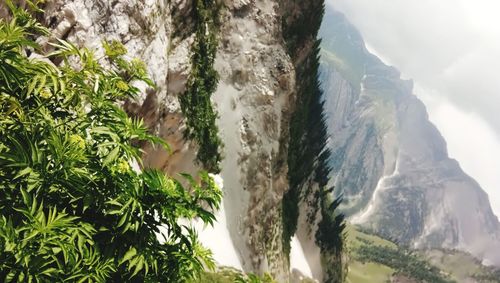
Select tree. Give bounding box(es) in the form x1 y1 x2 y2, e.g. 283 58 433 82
0 2 221 282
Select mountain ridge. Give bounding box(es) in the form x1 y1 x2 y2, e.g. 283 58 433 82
320 6 500 267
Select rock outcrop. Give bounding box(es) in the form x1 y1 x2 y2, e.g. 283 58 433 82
212 0 295 278
24 0 336 281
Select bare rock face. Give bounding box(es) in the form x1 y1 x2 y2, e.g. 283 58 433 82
213 1 295 278
224 0 254 11
320 7 500 266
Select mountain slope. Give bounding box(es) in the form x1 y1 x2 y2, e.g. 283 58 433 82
319 6 500 266
346 226 500 283
346 226 451 283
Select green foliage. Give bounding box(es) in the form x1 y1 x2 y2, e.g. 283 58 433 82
282 23 344 259
282 0 325 57
179 0 223 173
0 6 221 282
319 8 380 92
316 191 346 253
282 26 331 261
418 248 500 283
233 272 275 283
316 188 347 283
281 2 346 281
188 268 276 283
356 245 454 283
472 268 500 283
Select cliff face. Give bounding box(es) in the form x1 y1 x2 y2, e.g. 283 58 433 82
31 0 333 281
320 7 500 266
211 0 295 278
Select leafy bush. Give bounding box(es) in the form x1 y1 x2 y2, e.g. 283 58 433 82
0 3 221 282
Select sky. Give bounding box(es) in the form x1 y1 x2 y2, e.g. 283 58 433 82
327 0 500 218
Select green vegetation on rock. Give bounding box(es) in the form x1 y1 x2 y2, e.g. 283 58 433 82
282 27 329 256
320 48 362 92
356 245 453 283
422 249 500 283
319 9 369 91
188 268 276 283
0 3 221 281
281 0 325 58
179 0 223 173
281 2 346 282
347 226 455 283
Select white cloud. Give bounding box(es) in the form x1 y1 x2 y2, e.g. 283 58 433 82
417 85 500 218
328 0 500 217
329 0 500 132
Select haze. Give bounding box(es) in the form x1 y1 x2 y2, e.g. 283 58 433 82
328 0 500 218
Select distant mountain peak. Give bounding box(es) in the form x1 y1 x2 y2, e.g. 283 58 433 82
320 5 500 266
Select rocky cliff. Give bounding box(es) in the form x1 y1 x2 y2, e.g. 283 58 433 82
22 0 342 281
320 6 500 266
